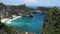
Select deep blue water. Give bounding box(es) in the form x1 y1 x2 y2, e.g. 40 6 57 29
6 13 45 33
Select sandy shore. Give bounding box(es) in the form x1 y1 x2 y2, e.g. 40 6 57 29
1 18 10 23
1 16 22 23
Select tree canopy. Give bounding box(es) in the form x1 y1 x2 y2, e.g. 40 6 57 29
45 7 60 34
0 3 6 8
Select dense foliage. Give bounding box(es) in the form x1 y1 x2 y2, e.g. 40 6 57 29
0 3 6 8
9 4 34 11
0 17 16 34
36 7 50 11
0 3 60 34
45 7 60 34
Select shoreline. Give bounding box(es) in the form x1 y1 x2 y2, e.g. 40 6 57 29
1 16 22 23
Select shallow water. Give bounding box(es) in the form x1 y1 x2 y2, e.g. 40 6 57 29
5 13 45 33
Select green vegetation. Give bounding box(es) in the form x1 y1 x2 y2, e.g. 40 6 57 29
9 4 34 11
0 17 16 34
45 7 60 34
36 7 50 11
0 3 6 8
0 2 60 34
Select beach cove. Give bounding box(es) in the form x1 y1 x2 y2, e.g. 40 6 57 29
1 13 45 34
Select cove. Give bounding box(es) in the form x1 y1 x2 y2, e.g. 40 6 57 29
5 13 45 34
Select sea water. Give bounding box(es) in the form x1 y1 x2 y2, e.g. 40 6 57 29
6 13 45 34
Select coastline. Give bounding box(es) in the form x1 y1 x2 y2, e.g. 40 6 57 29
1 16 22 23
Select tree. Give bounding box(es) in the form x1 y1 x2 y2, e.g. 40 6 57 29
0 2 6 8
45 7 60 34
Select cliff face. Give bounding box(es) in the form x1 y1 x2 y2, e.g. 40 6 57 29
0 4 35 19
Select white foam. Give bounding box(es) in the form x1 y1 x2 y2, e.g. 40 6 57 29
6 16 22 24
13 16 22 20
6 19 12 24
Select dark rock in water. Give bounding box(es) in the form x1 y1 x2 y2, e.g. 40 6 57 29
22 14 33 17
29 16 33 17
22 15 33 17
29 15 33 17
22 16 26 17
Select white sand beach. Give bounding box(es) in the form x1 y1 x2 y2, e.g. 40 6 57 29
7 16 22 24
1 16 22 23
1 18 10 23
